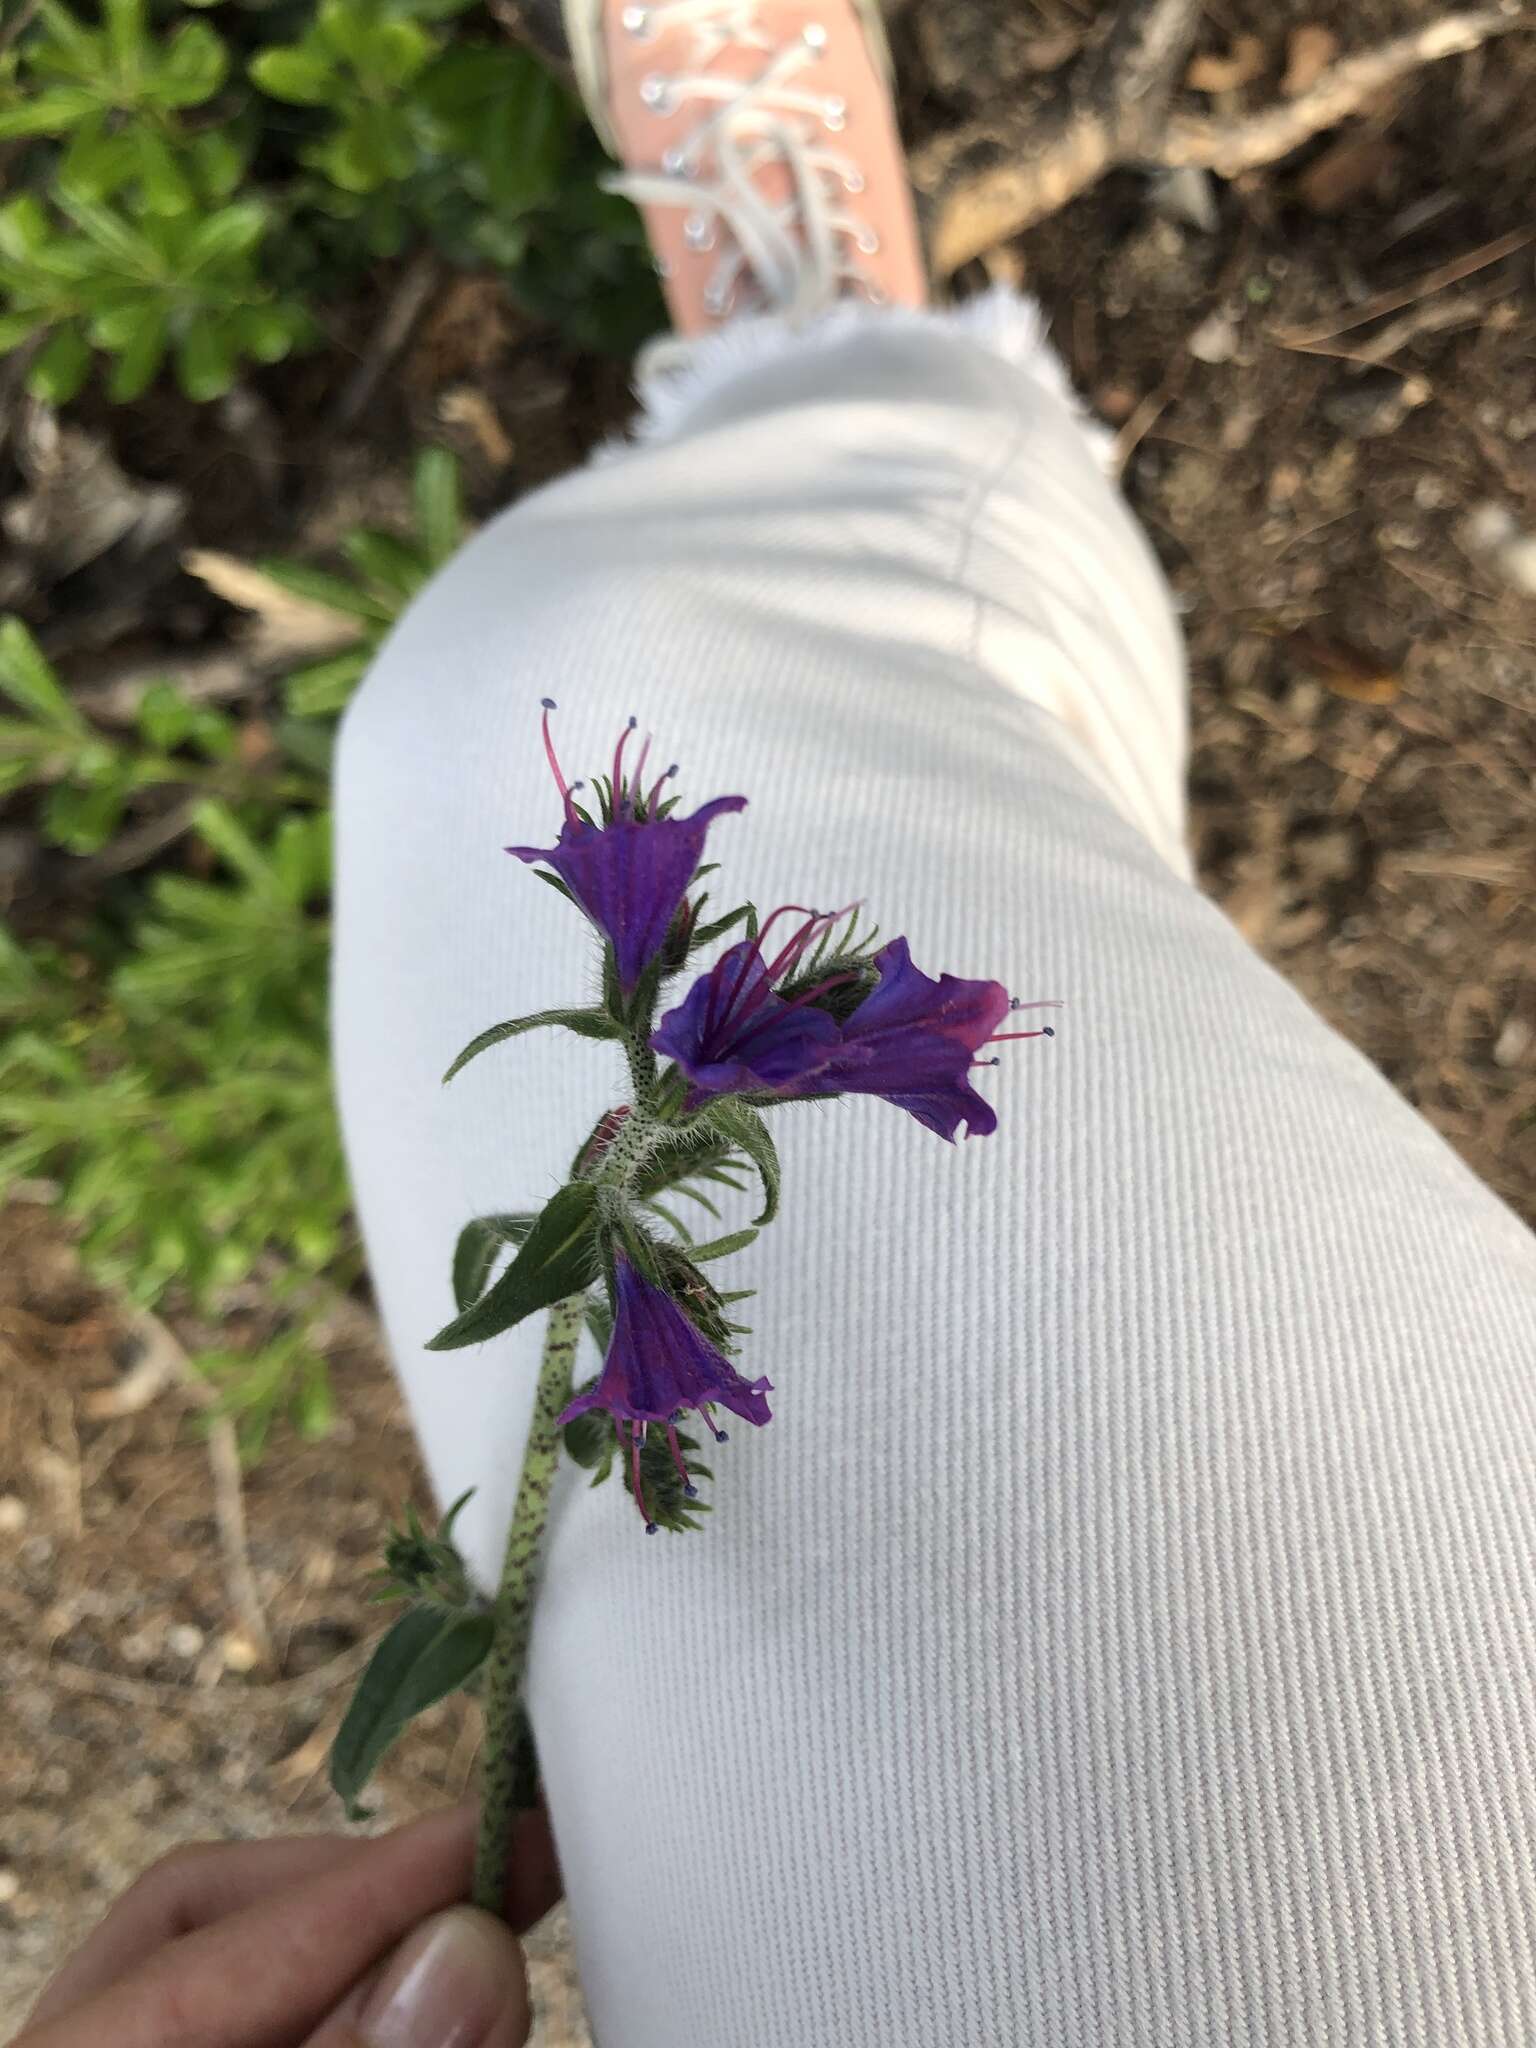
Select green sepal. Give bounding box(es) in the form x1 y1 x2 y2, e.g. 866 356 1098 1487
687 1226 758 1263
368 1487 476 1609
585 1292 612 1355
329 1605 495 1820
443 1006 624 1084
689 902 754 951
451 1212 535 1311
561 1405 612 1472
426 1182 601 1350
700 1098 779 1224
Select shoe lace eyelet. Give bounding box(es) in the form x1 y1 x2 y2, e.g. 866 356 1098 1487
640 74 677 113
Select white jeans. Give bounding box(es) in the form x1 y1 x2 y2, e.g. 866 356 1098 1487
334 293 1536 2047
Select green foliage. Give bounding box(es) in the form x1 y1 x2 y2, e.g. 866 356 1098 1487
0 0 662 403
426 1180 602 1350
272 447 464 718
329 1600 495 1818
371 1486 477 1609
562 1385 713 1533
0 463 462 1458
699 1097 781 1225
442 1004 625 1086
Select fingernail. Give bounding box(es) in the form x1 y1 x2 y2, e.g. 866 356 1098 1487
359 1906 524 2048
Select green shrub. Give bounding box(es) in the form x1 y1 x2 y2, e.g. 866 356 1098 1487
0 0 660 402
0 455 468 1456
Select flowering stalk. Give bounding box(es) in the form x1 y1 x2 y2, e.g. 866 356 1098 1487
472 1290 586 1915
327 704 1058 1908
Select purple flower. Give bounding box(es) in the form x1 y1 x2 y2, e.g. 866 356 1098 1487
508 703 745 995
558 1254 773 1533
814 938 1020 1141
656 925 1056 1141
651 906 847 1103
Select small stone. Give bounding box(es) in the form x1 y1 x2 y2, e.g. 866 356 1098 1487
0 1495 27 1535
0 1869 21 1906
222 1630 262 1674
1221 402 1261 452
166 1623 205 1659
1493 1017 1533 1070
1414 473 1454 511
1153 165 1220 233
1188 309 1239 364
1268 463 1304 507
1322 368 1430 439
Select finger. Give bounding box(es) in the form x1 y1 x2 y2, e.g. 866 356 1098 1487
302 1907 530 2048
26 1832 370 2030
21 1803 478 2048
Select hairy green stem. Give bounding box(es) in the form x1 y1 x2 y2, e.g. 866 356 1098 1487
472 1290 585 1915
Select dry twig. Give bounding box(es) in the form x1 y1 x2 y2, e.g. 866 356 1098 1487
909 0 1531 275
98 1311 276 1671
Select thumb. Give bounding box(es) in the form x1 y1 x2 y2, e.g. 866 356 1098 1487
305 1905 531 2048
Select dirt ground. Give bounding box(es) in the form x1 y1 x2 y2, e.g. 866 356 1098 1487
3 0 1534 2034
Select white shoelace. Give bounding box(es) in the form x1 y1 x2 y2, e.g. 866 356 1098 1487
610 0 882 324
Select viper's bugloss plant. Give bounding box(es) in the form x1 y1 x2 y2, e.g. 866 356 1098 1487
328 705 1058 1910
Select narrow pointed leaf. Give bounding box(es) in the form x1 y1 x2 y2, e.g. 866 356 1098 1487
688 1227 758 1263
328 1606 494 1820
443 1006 623 1083
427 1183 600 1350
451 1212 535 1312
702 1098 779 1224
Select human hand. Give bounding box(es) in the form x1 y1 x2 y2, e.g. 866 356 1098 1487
17 1800 563 2048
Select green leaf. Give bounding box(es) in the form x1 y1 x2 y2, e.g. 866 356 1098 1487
183 201 267 271
235 300 305 365
249 44 335 104
701 1099 780 1224
26 324 92 405
340 527 425 598
0 195 50 261
133 127 192 216
413 447 460 567
451 1211 535 1312
442 1007 623 1084
0 619 87 732
189 128 246 201
283 648 371 719
103 303 166 401
43 776 127 854
156 19 228 106
426 1182 600 1350
175 316 235 402
328 1605 494 1820
257 558 395 622
687 1226 758 1263
0 87 99 139
369 17 433 88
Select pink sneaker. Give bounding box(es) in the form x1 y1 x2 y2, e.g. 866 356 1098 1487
564 0 928 332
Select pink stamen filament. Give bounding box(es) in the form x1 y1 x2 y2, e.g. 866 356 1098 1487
731 971 859 1053
629 1422 652 1528
612 717 638 818
539 701 579 825
645 763 678 813
665 1424 692 1488
990 1028 1055 1042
